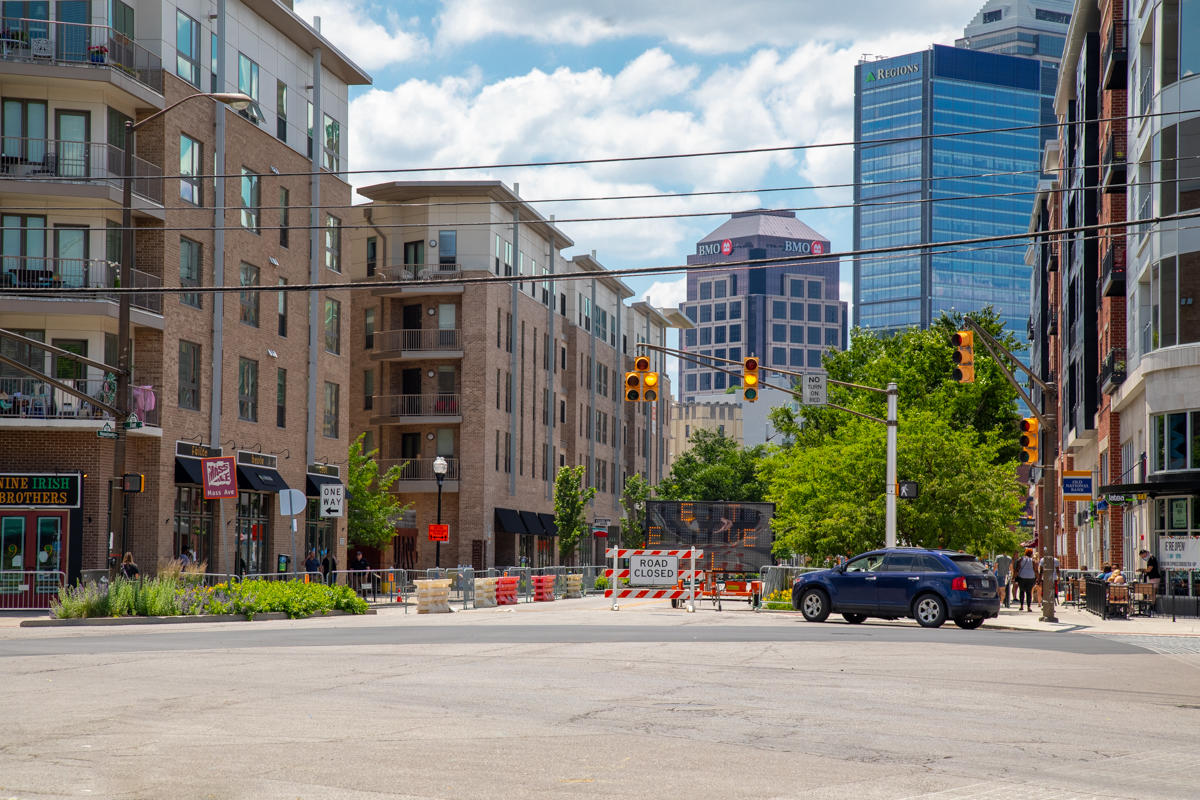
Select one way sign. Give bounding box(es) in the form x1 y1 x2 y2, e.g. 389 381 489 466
898 481 919 499
320 483 345 518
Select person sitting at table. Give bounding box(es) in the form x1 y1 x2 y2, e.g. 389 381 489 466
1107 568 1127 585
1097 564 1112 581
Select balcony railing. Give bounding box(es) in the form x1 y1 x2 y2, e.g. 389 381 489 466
1101 135 1126 192
1100 347 1127 394
372 393 461 418
375 263 464 282
375 457 461 483
1 255 162 314
1101 22 1127 90
0 376 160 426
0 17 162 93
1100 238 1126 298
373 328 462 353
0 136 162 203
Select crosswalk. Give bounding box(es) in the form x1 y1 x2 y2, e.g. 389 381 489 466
1092 633 1200 655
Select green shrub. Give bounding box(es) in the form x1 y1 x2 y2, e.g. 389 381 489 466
593 575 609 591
763 589 792 611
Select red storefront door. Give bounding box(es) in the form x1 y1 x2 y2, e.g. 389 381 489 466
0 511 68 608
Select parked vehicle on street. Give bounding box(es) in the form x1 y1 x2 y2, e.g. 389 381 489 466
791 548 1000 629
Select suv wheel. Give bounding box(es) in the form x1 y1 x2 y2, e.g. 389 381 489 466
799 588 830 622
842 613 867 624
953 616 985 630
913 593 947 628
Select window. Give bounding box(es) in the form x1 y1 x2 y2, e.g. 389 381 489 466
238 358 258 422
323 382 340 438
700 282 712 300
438 230 456 267
210 32 218 92
178 340 200 410
982 9 1002 23
364 307 376 349
277 278 287 337
180 237 201 308
1151 411 1200 472
275 80 287 141
176 11 201 87
306 101 313 158
324 298 341 354
276 368 286 428
699 306 712 323
1034 8 1070 24
239 263 259 326
324 214 341 271
728 324 741 342
363 368 374 411
279 187 289 247
322 114 340 171
179 134 202 204
729 301 741 319
237 53 260 116
240 168 260 232
366 236 377 276
1 100 46 162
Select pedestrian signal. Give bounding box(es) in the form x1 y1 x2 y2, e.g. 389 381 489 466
1019 417 1039 464
951 330 975 383
743 356 759 402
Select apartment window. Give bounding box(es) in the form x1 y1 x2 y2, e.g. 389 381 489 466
179 134 202 205
322 382 340 438
176 11 201 87
306 101 313 158
1 100 46 162
324 298 341 354
240 168 260 232
178 340 201 410
324 214 341 272
1151 411 1200 472
275 80 287 141
438 230 457 266
238 358 258 422
366 236 377 276
209 32 218 92
363 369 374 411
276 368 286 428
364 307 376 349
180 237 201 308
237 53 260 117
239 263 259 326
277 278 287 337
322 114 340 171
279 187 289 247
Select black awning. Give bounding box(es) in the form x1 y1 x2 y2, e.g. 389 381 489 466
237 464 289 493
175 457 204 485
495 507 527 534
1100 477 1200 498
538 513 558 537
519 510 544 535
306 472 342 496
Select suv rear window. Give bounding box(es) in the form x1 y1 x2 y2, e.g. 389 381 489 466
948 554 990 574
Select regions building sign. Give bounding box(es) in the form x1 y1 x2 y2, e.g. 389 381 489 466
864 63 920 85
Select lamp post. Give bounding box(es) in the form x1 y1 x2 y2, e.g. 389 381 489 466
109 92 252 559
433 456 448 568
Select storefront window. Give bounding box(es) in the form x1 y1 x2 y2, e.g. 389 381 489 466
304 497 334 566
174 486 214 566
235 491 271 574
1151 410 1200 472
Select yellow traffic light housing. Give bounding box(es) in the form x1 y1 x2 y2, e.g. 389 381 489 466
1019 417 1039 463
624 371 641 402
634 355 651 372
951 330 975 383
642 370 659 402
743 356 760 402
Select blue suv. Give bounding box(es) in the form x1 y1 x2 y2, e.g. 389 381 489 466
791 548 1000 629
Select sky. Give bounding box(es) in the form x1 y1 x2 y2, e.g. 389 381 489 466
295 0 988 319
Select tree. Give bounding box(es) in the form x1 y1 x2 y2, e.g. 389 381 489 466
619 472 650 548
656 428 767 502
346 434 410 550
554 464 596 563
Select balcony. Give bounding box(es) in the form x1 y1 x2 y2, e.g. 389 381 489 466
1101 135 1126 193
0 17 162 94
0 376 160 429
1101 22 1127 90
370 393 462 425
370 328 462 359
0 136 163 206
1099 347 1126 394
1100 239 1126 297
372 263 465 296
376 457 461 482
1 256 162 314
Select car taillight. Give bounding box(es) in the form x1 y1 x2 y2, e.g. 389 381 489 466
951 576 968 591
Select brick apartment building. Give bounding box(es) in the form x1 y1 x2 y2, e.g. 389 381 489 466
349 181 687 571
0 0 368 585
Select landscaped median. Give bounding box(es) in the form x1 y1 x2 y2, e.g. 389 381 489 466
39 576 370 625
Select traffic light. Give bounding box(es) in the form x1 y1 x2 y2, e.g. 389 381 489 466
1019 417 1039 464
625 355 657 402
951 330 975 383
642 369 659 402
634 355 651 372
624 371 642 402
742 356 759 402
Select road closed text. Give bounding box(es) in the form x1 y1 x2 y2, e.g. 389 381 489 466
628 555 678 586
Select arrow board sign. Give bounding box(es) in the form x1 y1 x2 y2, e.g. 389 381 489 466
320 483 345 518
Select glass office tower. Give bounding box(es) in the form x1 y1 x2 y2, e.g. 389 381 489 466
853 45 1045 336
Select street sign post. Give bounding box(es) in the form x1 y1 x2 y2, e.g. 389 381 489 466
97 422 118 440
592 517 610 537
1062 470 1093 501
278 488 307 577
803 373 828 406
319 483 344 518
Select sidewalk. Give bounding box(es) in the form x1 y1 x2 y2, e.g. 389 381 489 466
984 602 1200 635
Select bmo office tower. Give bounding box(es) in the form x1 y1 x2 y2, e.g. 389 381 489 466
678 211 847 402
853 45 1045 335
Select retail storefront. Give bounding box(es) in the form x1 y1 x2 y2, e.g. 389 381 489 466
1101 476 1200 599
235 451 288 575
304 463 344 563
0 471 81 606
173 442 220 565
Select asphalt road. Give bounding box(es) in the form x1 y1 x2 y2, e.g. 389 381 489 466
2 600 1198 800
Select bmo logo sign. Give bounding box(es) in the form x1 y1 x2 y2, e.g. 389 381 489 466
697 238 735 257
784 240 827 255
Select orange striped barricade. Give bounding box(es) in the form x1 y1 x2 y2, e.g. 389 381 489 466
496 575 520 605
605 548 705 612
565 573 583 599
474 576 498 608
532 574 556 602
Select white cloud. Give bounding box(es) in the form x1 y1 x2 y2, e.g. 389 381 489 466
295 0 428 70
641 276 687 309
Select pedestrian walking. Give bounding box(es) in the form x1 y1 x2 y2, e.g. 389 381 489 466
994 552 1013 608
119 552 141 580
321 551 337 583
304 549 321 577
1014 548 1037 611
350 551 372 595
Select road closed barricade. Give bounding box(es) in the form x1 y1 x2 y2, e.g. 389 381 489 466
496 575 520 605
605 548 704 611
474 576 498 608
532 574 556 602
414 578 451 614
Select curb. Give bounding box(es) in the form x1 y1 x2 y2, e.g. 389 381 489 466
20 608 376 627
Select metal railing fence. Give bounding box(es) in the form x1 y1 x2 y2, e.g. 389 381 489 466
0 16 162 91
372 393 461 417
0 376 161 425
0 134 163 202
373 328 462 352
0 569 65 609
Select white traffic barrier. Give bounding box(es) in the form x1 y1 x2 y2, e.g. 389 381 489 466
565 573 583 599
415 578 451 614
474 576 498 608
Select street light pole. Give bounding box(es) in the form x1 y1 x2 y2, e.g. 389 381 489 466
108 92 253 566
885 382 898 548
433 456 448 569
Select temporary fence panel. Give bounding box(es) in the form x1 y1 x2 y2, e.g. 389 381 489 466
755 566 824 612
414 578 451 613
0 569 64 609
